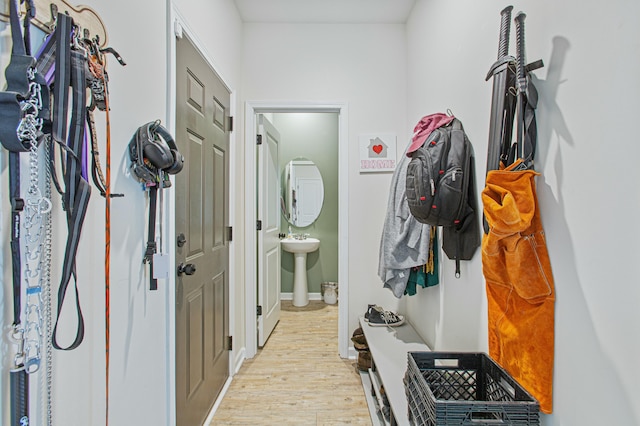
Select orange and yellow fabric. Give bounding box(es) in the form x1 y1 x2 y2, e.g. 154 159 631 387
482 159 555 414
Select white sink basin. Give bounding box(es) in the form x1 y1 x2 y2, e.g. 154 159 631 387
281 237 320 307
281 237 320 254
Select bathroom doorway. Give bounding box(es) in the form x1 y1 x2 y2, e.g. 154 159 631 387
244 102 349 359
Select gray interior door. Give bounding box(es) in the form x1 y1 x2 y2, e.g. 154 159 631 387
175 35 230 426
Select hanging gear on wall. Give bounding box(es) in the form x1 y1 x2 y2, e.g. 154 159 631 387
482 8 556 414
2 2 120 425
82 33 125 426
47 12 92 353
0 1 49 424
128 120 184 290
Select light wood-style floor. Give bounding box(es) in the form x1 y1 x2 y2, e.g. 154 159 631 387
210 300 372 425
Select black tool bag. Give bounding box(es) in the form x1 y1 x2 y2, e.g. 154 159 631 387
406 118 480 277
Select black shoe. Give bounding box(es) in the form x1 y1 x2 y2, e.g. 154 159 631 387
364 304 379 321
366 305 405 327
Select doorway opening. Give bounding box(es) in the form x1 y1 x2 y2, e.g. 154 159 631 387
244 102 349 359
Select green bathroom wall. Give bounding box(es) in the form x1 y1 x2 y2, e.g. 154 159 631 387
273 113 339 294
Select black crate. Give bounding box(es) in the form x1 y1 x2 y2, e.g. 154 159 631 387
404 352 540 425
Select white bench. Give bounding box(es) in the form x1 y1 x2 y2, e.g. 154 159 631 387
358 317 431 426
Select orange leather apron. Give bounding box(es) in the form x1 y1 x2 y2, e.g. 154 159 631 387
482 159 555 414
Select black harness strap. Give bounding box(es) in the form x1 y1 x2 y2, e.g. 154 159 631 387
52 13 71 150
2 2 35 425
51 15 91 351
144 185 159 290
2 0 34 327
9 154 23 326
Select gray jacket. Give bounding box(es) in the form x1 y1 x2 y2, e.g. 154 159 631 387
378 150 432 298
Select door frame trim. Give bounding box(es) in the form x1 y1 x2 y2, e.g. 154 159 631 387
168 6 238 425
244 101 349 359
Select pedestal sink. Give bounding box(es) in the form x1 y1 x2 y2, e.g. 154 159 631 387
281 237 320 307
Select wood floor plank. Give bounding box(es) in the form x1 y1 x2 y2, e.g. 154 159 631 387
209 301 372 425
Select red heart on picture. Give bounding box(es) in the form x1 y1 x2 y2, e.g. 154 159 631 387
372 144 383 154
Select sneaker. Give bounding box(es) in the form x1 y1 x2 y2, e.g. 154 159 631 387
364 304 380 321
366 305 405 327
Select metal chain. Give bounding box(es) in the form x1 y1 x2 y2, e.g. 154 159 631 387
43 134 54 426
17 66 50 376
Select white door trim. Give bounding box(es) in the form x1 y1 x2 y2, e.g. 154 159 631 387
167 5 238 425
244 101 349 359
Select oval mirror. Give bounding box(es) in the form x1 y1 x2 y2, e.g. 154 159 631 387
281 158 324 227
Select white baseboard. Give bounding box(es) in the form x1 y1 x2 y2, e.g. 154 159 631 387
280 292 322 300
202 347 245 425
203 376 232 426
348 346 358 359
233 347 246 374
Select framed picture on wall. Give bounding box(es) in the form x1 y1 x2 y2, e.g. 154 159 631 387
359 133 397 173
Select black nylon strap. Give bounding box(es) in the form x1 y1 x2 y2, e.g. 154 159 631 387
145 185 158 291
51 34 92 351
10 369 28 426
9 0 24 56
35 32 56 76
5 3 32 424
0 0 34 153
52 13 71 146
9 151 22 326
3 0 29 330
65 50 88 212
52 180 89 350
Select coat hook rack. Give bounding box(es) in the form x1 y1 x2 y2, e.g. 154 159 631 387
1 0 108 47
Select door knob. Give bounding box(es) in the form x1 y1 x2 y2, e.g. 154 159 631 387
177 263 196 276
177 233 187 247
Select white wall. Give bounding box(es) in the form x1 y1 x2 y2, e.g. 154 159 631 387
3 0 638 424
0 0 243 425
405 0 640 425
242 23 410 340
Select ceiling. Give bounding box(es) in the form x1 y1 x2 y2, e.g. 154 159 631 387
233 0 417 24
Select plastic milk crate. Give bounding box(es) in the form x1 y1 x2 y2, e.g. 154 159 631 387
404 352 540 425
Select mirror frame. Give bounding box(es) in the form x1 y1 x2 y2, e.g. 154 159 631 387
281 158 324 228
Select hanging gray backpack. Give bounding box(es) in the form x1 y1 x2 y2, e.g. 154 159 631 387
405 117 480 277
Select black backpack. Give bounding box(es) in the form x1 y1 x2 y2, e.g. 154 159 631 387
405 117 480 277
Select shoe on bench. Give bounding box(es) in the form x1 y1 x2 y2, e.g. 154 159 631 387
366 305 405 327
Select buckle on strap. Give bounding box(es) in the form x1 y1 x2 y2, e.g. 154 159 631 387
12 197 24 212
143 242 156 264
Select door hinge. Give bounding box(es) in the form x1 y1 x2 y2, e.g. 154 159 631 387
228 116 234 132
256 220 262 231
226 226 233 242
174 20 184 39
257 305 263 316
225 336 233 351
256 134 262 145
